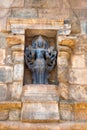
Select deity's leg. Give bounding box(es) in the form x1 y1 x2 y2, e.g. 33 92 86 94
36 69 39 84
39 70 45 84
44 72 49 84
32 71 37 84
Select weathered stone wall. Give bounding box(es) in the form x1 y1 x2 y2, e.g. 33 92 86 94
0 0 87 130
0 0 87 32
0 33 24 123
59 34 87 123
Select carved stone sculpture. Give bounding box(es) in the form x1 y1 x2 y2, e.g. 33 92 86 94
25 35 57 84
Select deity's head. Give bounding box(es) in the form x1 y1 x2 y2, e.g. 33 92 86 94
37 36 43 48
32 35 49 49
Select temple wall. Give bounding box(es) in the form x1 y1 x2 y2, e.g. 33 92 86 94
0 0 87 32
0 0 87 129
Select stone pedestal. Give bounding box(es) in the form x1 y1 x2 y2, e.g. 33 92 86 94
21 85 59 122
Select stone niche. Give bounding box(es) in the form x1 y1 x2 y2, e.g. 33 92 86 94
24 29 58 85
5 18 73 123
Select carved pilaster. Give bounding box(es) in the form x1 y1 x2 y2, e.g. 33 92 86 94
57 34 76 99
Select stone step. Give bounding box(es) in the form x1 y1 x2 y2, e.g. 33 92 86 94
0 121 87 130
21 102 59 122
22 84 59 102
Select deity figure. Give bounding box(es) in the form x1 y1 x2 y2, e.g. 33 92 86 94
25 35 57 84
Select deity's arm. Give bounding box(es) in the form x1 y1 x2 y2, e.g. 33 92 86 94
24 45 35 70
45 46 57 71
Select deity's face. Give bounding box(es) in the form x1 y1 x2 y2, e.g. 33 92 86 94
36 36 44 48
37 41 43 48
32 35 49 49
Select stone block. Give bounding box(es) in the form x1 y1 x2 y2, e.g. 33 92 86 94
58 46 72 55
74 9 87 20
9 82 22 101
21 102 59 122
58 51 70 60
69 69 87 85
0 34 7 48
38 8 70 19
74 43 86 55
71 17 81 34
59 39 75 49
0 102 21 109
0 49 6 64
25 0 62 8
5 54 13 65
9 110 21 121
7 35 24 47
70 85 87 101
60 100 74 121
13 64 24 81
0 66 13 83
71 55 85 68
0 18 7 31
74 102 87 121
0 0 24 8
9 18 64 31
11 29 25 35
58 54 69 67
59 83 69 100
77 35 87 44
11 8 37 18
0 110 9 121
69 0 87 9
13 52 24 63
0 9 11 31
0 121 87 130
5 48 14 65
22 85 59 102
75 109 87 121
11 44 24 51
74 102 87 109
0 9 11 19
85 52 87 67
0 84 8 101
58 66 69 83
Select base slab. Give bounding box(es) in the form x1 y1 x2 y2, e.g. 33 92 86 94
0 121 87 130
22 84 59 102
21 102 59 122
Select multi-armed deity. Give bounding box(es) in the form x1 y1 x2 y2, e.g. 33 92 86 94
25 35 57 84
